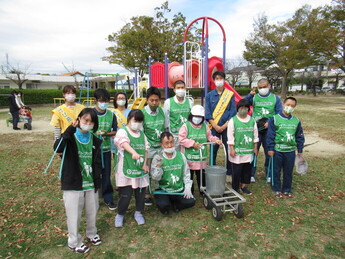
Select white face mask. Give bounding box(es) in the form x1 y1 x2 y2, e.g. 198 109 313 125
130 122 142 131
97 102 109 110
80 123 93 132
283 106 295 114
65 94 76 102
164 147 175 154
215 80 224 88
117 100 126 106
258 88 269 96
175 89 186 97
192 117 203 125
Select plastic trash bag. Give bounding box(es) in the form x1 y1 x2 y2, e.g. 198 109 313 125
295 156 308 175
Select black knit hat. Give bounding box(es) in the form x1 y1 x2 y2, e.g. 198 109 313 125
237 99 251 111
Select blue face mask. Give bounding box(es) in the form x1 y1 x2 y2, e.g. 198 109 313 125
97 102 109 110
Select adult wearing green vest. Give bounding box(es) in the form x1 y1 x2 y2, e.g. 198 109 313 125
227 99 259 195
114 109 150 227
151 132 195 215
267 97 305 198
163 80 192 148
93 89 117 211
244 78 282 182
141 86 165 206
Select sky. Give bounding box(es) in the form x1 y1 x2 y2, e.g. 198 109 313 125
0 0 332 75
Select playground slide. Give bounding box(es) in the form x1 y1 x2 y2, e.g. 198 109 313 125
150 56 244 105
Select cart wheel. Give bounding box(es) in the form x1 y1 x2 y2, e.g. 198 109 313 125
212 206 223 221
203 195 212 210
233 203 244 218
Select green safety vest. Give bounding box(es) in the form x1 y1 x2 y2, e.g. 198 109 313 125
233 116 255 155
253 93 276 121
142 106 165 149
273 114 299 152
123 127 146 178
97 109 113 152
159 151 185 192
169 97 191 134
74 134 94 190
184 121 208 162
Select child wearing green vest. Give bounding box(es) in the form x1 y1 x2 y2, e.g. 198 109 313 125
163 80 192 148
93 89 117 210
227 99 259 194
267 97 305 198
114 109 149 227
179 105 221 194
151 132 195 215
54 108 102 254
141 87 165 206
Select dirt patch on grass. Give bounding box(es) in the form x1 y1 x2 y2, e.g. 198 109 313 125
304 132 345 157
0 119 52 135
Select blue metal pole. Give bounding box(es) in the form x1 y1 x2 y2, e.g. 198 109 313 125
164 53 169 100
204 37 209 106
223 41 226 71
148 56 152 88
134 68 138 99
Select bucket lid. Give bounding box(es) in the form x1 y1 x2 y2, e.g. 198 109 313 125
205 166 227 175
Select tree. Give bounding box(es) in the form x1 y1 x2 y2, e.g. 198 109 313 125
243 62 260 88
1 54 30 90
321 0 345 73
262 66 282 89
243 13 318 99
226 58 244 87
103 1 200 77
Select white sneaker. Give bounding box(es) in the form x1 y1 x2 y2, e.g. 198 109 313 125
250 177 256 183
267 177 271 183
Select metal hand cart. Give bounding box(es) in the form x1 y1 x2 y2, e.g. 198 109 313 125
199 142 246 221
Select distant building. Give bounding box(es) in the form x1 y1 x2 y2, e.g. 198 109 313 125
0 71 137 90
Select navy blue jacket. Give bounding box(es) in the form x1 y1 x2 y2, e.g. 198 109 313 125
205 89 237 126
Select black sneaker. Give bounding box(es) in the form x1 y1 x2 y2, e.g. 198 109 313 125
105 201 117 210
68 244 90 254
13 127 21 130
241 187 252 195
88 234 102 246
144 197 153 206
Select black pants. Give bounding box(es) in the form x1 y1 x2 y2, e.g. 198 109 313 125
231 162 252 192
10 111 19 128
117 186 146 215
154 193 195 214
190 169 206 194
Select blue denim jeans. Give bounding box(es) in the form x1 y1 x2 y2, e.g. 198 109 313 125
271 151 296 193
101 151 114 204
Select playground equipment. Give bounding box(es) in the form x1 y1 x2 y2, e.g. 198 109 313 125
148 16 243 104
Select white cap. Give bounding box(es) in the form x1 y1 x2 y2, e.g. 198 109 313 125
191 105 205 117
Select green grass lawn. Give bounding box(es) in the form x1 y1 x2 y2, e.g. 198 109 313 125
0 95 344 258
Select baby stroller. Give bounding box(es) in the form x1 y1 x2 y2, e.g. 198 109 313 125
20 106 32 130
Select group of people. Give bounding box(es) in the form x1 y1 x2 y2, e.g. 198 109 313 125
8 90 32 130
51 72 305 254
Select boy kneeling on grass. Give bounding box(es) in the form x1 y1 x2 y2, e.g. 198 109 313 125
266 97 305 198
